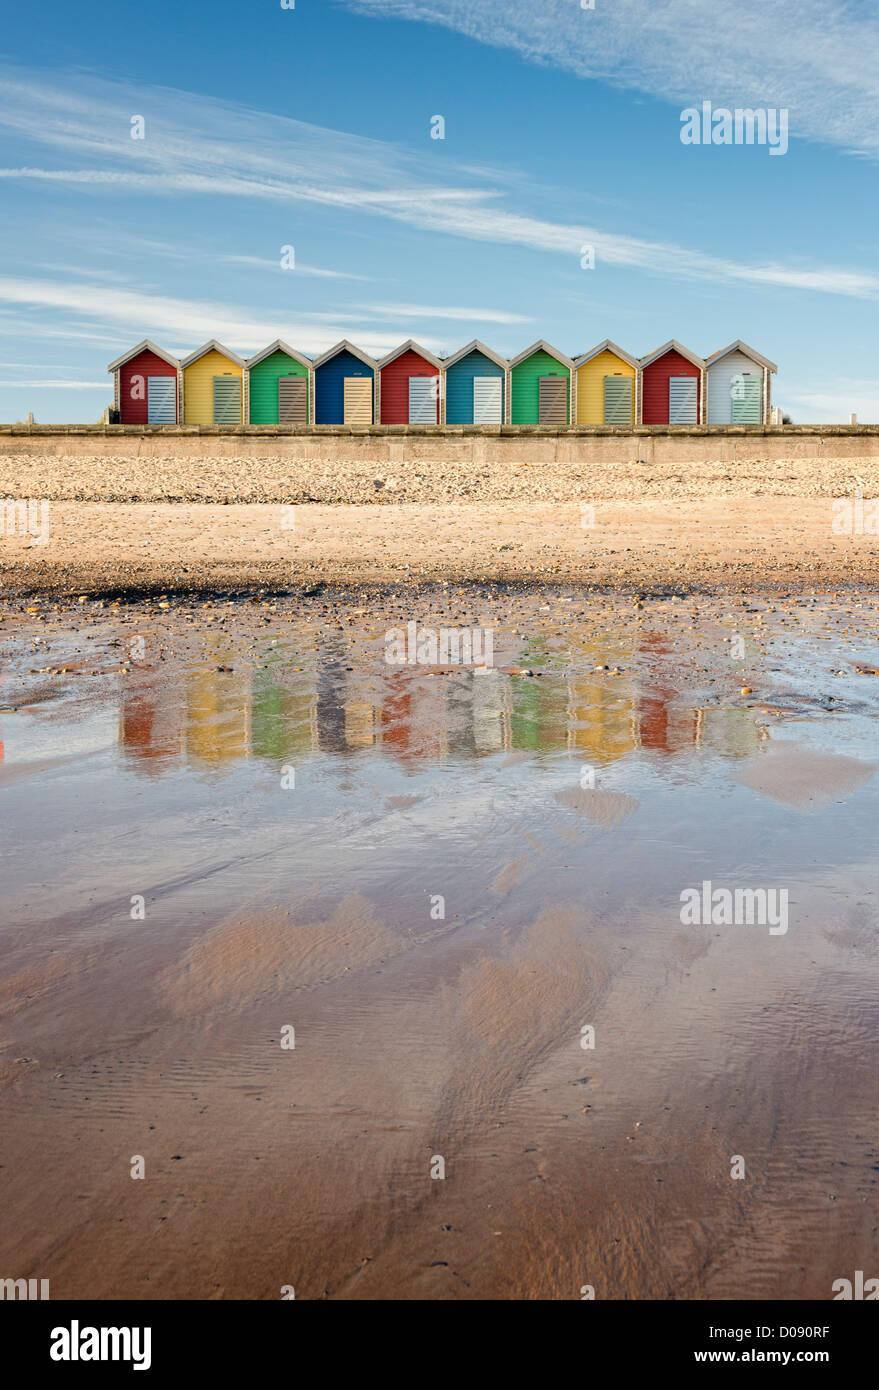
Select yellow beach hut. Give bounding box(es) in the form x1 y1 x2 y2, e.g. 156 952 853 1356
182 340 246 424
574 340 639 426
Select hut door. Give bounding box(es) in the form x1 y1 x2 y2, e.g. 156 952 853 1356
344 377 372 425
213 376 242 424
278 376 307 424
731 373 761 424
147 377 176 424
538 376 567 425
473 377 502 424
669 376 698 424
603 377 633 426
408 377 437 424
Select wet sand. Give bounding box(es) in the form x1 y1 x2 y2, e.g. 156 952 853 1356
1 587 878 1298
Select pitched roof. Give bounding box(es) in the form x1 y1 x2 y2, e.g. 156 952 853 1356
704 339 777 373
639 339 705 370
107 339 180 374
247 339 312 370
311 339 378 371
441 339 508 371
377 339 443 370
508 339 574 370
573 339 640 371
180 339 246 368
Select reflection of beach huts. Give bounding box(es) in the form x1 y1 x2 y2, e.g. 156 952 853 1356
443 340 507 425
634 633 678 753
574 340 639 426
509 341 573 425
251 667 318 759
567 644 638 764
339 669 382 749
471 671 512 754
108 340 180 424
182 341 246 425
378 671 449 766
120 668 185 770
640 341 705 425
313 341 377 425
705 341 776 425
185 665 251 765
247 340 311 424
379 341 442 424
511 672 570 752
691 706 764 758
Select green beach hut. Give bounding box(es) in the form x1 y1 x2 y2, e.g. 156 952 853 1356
248 339 313 424
509 340 574 425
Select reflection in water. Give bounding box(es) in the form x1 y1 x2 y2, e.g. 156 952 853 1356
252 666 317 761
185 666 250 766
118 633 764 776
637 632 676 753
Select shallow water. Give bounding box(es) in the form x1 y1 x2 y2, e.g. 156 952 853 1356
1 588 878 1299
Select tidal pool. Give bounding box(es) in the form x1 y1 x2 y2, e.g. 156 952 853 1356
1 586 878 1299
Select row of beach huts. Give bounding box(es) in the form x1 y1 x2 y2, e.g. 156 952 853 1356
108 336 777 427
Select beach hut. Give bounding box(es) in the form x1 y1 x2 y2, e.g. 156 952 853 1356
378 341 442 424
509 341 573 425
574 340 639 426
107 340 180 424
640 341 705 425
705 341 776 425
181 341 246 425
442 340 507 425
312 341 377 425
247 340 312 424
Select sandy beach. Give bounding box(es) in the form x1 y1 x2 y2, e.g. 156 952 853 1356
2 441 878 1301
1 495 878 596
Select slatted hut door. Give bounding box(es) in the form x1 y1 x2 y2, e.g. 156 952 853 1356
343 378 372 425
408 376 436 424
669 376 698 424
213 376 242 424
473 377 503 424
538 376 567 425
147 377 176 423
731 372 761 424
603 376 633 426
278 376 307 424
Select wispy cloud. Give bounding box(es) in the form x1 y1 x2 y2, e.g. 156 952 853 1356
0 378 107 388
784 379 879 423
84 235 373 279
354 302 530 323
0 276 428 357
1 64 878 307
343 0 879 158
217 254 371 279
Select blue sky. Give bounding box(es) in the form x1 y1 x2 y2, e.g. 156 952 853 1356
1 0 878 421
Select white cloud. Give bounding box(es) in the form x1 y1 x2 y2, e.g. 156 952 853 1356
0 67 876 305
0 276 428 358
344 0 879 158
354 302 530 323
216 254 371 279
784 379 879 424
0 379 106 388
